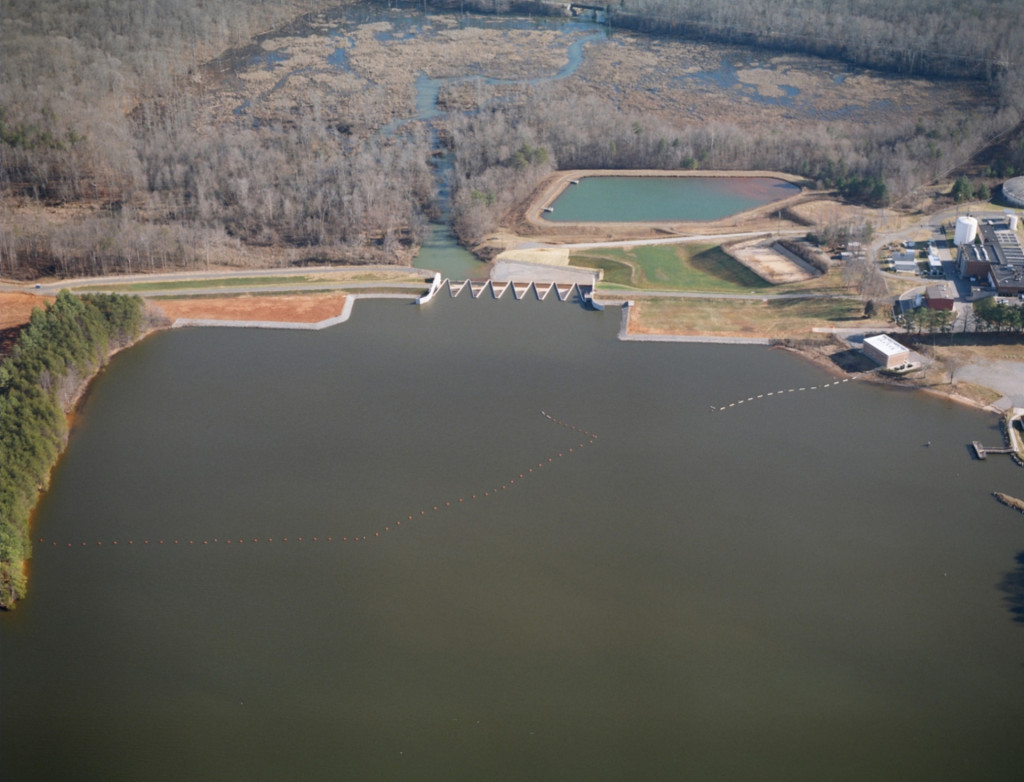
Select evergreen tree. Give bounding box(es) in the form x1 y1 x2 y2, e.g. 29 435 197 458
0 291 144 608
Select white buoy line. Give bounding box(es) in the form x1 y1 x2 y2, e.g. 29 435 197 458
711 377 859 412
37 411 598 551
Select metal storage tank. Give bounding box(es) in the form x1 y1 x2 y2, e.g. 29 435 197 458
1007 213 1019 231
954 215 978 245
1004 176 1024 208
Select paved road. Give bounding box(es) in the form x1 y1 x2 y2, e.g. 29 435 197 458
519 229 806 251
957 361 1024 409
0 265 431 296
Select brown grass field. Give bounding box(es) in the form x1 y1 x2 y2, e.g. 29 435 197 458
151 292 348 323
627 296 888 339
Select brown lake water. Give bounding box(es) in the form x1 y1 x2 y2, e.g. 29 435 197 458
2 297 1023 781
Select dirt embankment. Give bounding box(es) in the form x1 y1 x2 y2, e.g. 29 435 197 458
152 292 349 324
495 169 824 246
1 292 56 356
0 292 353 355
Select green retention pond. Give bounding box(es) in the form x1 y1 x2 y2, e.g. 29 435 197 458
544 176 800 222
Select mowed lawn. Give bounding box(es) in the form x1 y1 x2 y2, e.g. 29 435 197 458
629 296 869 339
570 243 770 292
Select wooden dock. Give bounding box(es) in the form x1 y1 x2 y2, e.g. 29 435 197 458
972 441 1014 460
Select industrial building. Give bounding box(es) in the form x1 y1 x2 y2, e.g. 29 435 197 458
862 334 910 370
954 214 1024 296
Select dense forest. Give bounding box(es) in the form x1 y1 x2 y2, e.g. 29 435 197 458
2 0 433 278
3 0 1024 277
0 291 145 608
445 75 1018 244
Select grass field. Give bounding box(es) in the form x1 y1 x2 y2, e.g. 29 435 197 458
80 276 320 292
629 296 871 338
571 244 772 292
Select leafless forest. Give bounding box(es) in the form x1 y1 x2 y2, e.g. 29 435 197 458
3 0 1023 278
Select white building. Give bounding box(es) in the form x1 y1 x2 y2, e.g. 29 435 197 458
891 251 918 273
863 334 910 369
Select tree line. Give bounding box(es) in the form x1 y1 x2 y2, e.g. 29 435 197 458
0 291 145 608
417 0 1023 84
973 297 1024 332
444 75 1019 245
4 1 1024 277
2 0 439 279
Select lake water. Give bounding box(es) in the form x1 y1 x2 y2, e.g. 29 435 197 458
3 297 1023 781
544 176 800 222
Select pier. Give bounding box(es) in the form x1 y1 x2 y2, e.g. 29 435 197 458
972 441 1014 460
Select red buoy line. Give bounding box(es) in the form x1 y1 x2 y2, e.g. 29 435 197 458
37 411 598 552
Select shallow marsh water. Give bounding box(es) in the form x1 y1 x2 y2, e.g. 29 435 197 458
2 297 1023 781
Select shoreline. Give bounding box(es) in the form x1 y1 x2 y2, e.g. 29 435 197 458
510 168 816 243
80 292 1024 417
4 286 1013 607
5 302 155 610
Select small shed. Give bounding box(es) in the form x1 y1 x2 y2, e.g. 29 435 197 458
863 334 910 369
925 282 955 310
